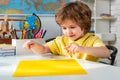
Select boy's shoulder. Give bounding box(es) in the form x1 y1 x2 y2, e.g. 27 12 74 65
55 35 68 42
85 33 99 38
83 33 101 41
56 35 67 39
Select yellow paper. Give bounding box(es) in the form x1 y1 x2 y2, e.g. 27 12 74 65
13 59 87 77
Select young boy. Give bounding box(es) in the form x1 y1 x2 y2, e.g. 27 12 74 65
23 1 110 61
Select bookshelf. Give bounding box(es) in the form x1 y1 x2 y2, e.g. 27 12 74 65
80 0 116 42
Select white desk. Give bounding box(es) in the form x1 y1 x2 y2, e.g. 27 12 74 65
0 53 120 80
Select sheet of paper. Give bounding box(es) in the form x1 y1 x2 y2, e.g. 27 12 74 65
13 59 87 77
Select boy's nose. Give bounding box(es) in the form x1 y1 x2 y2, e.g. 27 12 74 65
66 29 71 33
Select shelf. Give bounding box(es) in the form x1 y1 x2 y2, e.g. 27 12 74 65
92 17 116 20
0 18 26 21
81 0 115 35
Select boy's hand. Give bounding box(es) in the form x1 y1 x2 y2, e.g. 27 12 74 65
23 40 34 50
64 44 81 55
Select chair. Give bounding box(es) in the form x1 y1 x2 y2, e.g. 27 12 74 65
99 45 118 65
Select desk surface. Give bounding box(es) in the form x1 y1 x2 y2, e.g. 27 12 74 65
0 54 120 80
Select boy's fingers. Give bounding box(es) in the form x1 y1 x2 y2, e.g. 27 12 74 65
23 40 34 50
64 44 71 49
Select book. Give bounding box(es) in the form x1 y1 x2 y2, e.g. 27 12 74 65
0 44 16 56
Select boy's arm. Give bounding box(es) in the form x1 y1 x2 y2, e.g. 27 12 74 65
23 40 51 54
64 44 110 58
30 43 51 54
79 46 110 58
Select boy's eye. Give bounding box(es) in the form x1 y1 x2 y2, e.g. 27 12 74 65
62 27 66 29
70 26 75 29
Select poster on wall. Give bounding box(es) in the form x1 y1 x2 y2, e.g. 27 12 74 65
0 0 69 16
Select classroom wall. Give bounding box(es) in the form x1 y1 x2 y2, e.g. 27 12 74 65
111 0 120 66
39 16 62 40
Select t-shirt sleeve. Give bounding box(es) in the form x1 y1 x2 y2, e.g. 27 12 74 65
93 37 105 47
46 39 60 55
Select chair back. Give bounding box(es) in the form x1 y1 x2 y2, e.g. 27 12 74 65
106 45 118 65
99 45 118 65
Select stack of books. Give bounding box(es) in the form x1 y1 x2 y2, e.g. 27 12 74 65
0 44 16 56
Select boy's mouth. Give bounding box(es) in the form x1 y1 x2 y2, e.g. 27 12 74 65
68 35 75 37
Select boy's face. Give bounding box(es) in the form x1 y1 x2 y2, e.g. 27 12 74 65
60 20 84 41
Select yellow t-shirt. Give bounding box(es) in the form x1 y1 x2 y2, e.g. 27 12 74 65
47 33 105 61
